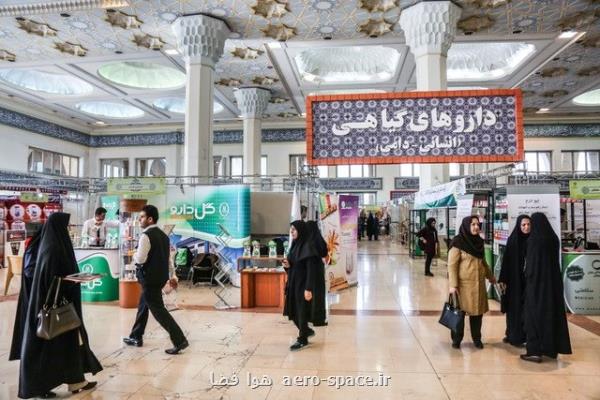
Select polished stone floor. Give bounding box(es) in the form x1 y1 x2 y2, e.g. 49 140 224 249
1 240 599 399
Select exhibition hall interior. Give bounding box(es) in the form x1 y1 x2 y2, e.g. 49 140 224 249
1 0 600 399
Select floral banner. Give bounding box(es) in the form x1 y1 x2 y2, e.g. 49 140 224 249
306 89 523 165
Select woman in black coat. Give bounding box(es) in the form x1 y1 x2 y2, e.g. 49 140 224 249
304 221 328 326
520 212 572 363
19 213 102 398
9 228 42 361
417 218 438 277
498 214 530 347
283 220 316 351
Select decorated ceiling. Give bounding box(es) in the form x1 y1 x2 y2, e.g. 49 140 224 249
0 0 599 128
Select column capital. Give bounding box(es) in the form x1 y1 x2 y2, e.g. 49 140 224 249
234 87 271 118
171 14 230 67
399 1 461 59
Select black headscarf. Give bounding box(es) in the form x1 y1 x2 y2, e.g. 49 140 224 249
304 221 328 259
450 216 484 259
523 212 572 357
498 215 530 344
425 217 436 231
287 220 307 263
18 213 102 398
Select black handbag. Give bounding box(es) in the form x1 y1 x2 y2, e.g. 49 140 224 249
438 293 465 331
36 277 81 340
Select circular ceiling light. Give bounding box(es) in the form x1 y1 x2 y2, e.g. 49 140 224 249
98 61 185 90
572 88 600 106
0 68 93 95
294 46 401 84
153 97 224 114
76 101 144 119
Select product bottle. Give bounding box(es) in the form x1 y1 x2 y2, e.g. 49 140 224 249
252 240 260 257
268 240 277 258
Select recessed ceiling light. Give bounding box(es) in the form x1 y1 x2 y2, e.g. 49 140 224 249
165 49 179 55
98 61 185 90
153 97 224 114
572 88 600 106
558 31 579 39
0 68 93 95
76 101 145 119
94 121 105 125
536 108 550 113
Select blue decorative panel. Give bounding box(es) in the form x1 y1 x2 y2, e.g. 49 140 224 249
320 178 383 191
394 177 420 189
524 124 600 137
90 132 183 147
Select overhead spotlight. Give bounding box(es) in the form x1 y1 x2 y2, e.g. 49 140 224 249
94 121 106 125
536 108 550 113
559 31 580 39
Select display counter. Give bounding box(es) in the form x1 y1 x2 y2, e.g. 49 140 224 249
562 251 600 315
74 248 119 302
240 269 286 310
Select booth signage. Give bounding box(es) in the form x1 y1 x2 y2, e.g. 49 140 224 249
162 185 250 248
20 193 49 203
569 180 600 199
455 194 474 234
414 178 466 209
339 195 359 286
306 89 524 165
562 253 600 315
506 186 561 238
107 177 166 196
77 252 119 302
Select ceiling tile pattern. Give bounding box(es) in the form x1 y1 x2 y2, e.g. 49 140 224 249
0 0 599 126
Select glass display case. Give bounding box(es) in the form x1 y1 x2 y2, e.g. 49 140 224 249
118 198 147 308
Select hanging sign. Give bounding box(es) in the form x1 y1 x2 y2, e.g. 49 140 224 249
569 180 600 199
107 177 166 197
506 185 560 237
455 194 474 234
306 89 524 165
414 178 466 209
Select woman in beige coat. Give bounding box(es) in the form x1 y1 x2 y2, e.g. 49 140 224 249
448 216 496 349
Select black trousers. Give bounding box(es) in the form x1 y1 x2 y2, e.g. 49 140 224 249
424 252 434 274
130 284 186 346
293 300 312 343
451 315 483 344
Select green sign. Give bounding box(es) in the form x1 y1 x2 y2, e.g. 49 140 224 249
107 177 166 196
569 180 600 199
20 193 48 202
162 185 250 248
562 252 600 315
100 195 120 221
77 252 119 302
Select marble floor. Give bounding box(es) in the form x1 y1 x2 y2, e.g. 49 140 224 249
1 240 599 399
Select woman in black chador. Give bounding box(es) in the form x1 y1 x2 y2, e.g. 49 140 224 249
9 228 42 361
498 215 530 347
283 220 316 351
521 212 572 363
417 218 438 277
18 213 102 398
304 221 328 326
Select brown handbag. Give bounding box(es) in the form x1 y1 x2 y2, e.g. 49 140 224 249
36 277 81 340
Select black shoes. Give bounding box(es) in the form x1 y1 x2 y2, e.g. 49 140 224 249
474 341 484 349
451 342 460 349
520 354 542 363
165 340 189 355
123 337 143 347
502 337 509 343
41 392 56 398
425 272 434 277
307 329 315 338
290 341 309 351
71 381 97 394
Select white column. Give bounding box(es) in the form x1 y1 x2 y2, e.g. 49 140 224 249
234 87 271 178
172 14 229 178
400 1 461 190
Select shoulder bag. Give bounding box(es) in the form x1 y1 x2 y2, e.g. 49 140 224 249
438 293 465 331
36 277 81 340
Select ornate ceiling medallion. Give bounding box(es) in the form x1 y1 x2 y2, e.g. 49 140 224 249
252 0 289 19
269 97 287 103
132 33 165 50
216 78 242 86
0 49 16 62
541 89 568 98
105 9 142 29
261 23 296 41
55 41 88 56
458 15 495 33
558 11 598 31
540 66 568 78
358 18 394 37
359 0 398 13
16 18 57 37
577 66 600 77
231 47 264 60
252 76 279 85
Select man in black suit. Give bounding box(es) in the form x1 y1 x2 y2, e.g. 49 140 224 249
123 205 188 355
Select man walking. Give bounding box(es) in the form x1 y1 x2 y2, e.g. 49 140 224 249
123 205 188 355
